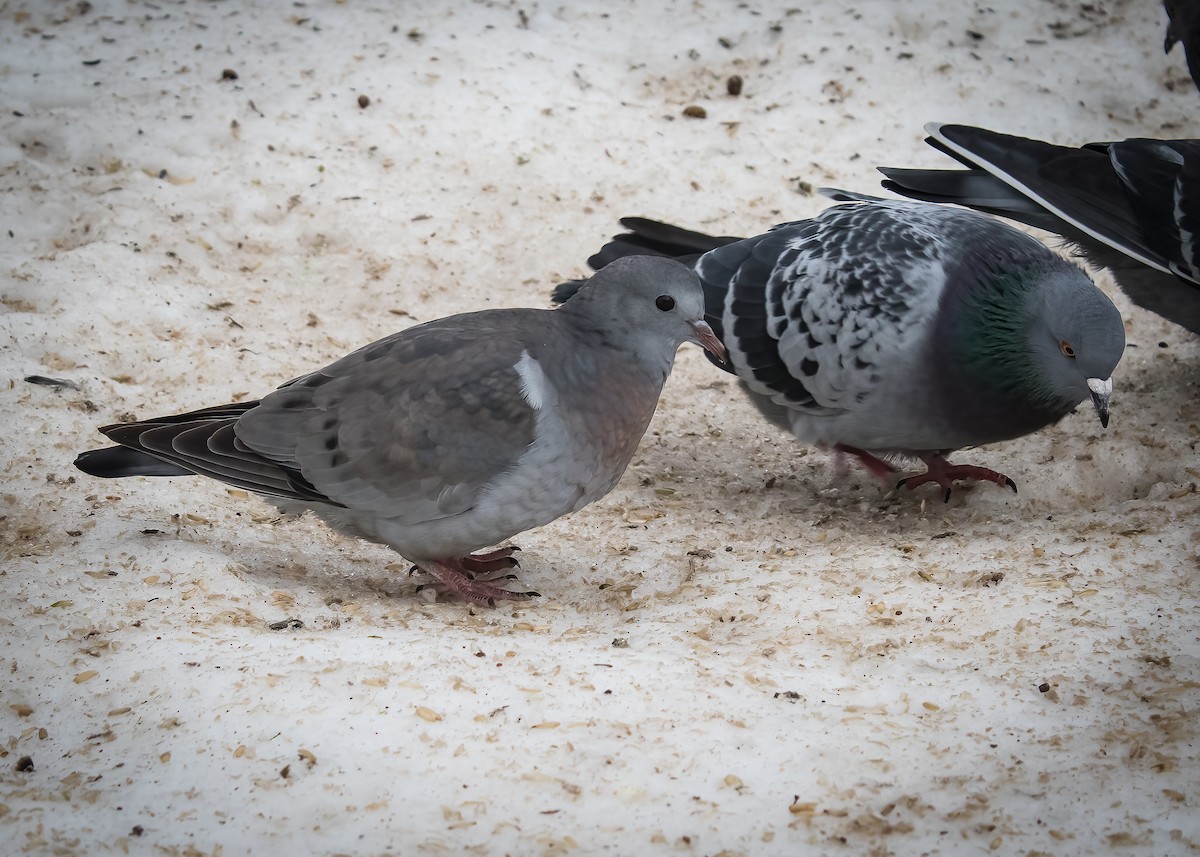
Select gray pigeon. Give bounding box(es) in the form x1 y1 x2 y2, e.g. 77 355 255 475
556 199 1125 501
878 123 1200 334
75 256 726 605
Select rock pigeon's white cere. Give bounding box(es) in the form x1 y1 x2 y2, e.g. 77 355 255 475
558 198 1126 501
879 122 1200 334
74 256 727 605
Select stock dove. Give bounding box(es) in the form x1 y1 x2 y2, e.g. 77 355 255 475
76 256 726 604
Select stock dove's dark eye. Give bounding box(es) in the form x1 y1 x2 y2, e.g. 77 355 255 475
655 295 675 311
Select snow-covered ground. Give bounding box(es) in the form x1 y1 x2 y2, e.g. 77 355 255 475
2 1 1198 854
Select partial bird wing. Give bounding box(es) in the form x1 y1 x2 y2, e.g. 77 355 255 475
585 217 740 271
883 123 1171 274
1108 138 1200 283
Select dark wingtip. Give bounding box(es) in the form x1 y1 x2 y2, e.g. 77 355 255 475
74 448 120 477
74 446 192 478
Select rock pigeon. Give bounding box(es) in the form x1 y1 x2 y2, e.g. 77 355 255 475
556 199 1125 501
1165 0 1200 92
878 122 1200 334
75 256 726 605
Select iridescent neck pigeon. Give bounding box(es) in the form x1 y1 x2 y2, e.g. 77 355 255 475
556 199 1125 501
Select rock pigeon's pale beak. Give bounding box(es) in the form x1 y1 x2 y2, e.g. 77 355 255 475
689 319 728 364
1087 377 1112 428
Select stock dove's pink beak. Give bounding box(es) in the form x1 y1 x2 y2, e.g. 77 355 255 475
689 319 727 364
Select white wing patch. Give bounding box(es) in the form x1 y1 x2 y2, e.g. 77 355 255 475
515 350 550 411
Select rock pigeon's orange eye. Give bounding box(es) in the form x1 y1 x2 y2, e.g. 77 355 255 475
655 295 676 312
1060 340 1076 358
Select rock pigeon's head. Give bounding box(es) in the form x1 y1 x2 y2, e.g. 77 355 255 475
1027 266 1125 427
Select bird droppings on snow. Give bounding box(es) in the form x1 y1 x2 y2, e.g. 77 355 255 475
2 1 1199 856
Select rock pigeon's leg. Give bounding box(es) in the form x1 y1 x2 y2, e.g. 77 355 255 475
834 444 898 481
896 454 1019 503
461 545 522 574
418 558 539 605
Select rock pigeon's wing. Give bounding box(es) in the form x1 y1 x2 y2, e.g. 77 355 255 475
701 203 948 415
584 217 740 271
1109 138 1200 284
687 222 810 394
234 312 539 526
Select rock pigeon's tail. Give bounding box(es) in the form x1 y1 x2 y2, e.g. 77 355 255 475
74 445 194 478
818 188 884 204
553 218 742 303
549 278 588 304
826 182 1064 238
586 217 741 270
878 124 1177 264
874 123 1122 239
875 166 1070 235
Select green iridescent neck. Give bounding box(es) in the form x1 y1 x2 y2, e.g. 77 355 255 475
944 261 1059 412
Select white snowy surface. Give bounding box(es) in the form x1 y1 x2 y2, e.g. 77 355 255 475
2 1 1199 855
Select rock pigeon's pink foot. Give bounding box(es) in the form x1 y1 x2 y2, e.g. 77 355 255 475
419 555 538 606
460 545 521 575
834 444 898 480
896 455 1018 503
